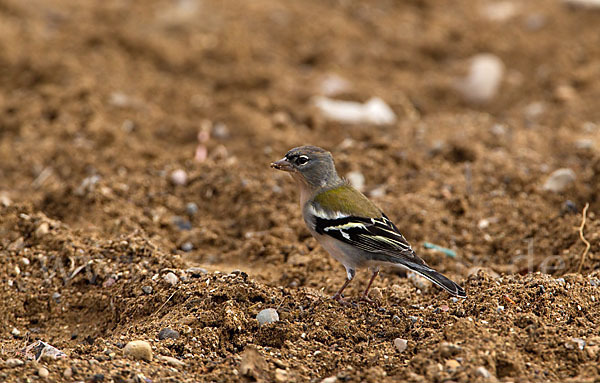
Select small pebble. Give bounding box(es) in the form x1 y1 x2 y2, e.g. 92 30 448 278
185 202 198 215
575 138 594 150
408 316 419 323
475 366 492 379
394 338 408 352
392 315 401 322
256 308 279 326
212 123 230 139
455 53 504 104
5 358 24 368
321 377 338 383
160 355 186 367
170 169 188 186
163 272 179 286
478 219 490 229
52 292 61 302
172 216 192 230
38 367 49 379
275 368 288 382
445 359 461 371
480 1 518 22
141 286 153 294
158 328 180 340
11 327 20 337
123 340 153 362
181 242 194 252
35 222 50 237
563 200 578 214
497 305 505 313
543 168 576 192
21 257 30 266
63 368 73 378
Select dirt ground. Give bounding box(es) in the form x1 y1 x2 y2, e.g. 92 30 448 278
1 0 600 381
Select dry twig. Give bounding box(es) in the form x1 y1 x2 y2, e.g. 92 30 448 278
154 291 177 317
577 203 591 274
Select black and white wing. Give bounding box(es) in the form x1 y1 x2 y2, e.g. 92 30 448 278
313 213 417 260
310 209 466 298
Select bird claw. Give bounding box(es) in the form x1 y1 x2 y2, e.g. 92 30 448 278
360 294 378 306
332 294 355 307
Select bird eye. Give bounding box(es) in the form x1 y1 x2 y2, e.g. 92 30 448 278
297 155 309 165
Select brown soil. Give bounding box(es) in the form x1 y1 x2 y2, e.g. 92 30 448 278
1 0 599 382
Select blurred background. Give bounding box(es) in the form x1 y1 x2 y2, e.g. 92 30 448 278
1 0 599 381
1 0 598 276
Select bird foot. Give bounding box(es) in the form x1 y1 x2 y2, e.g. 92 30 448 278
360 294 378 306
332 294 354 307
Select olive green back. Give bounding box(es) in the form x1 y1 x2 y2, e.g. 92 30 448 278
314 184 382 218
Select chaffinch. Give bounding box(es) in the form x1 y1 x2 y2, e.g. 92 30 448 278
271 145 466 305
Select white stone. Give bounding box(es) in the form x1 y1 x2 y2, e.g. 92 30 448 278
170 169 188 186
478 219 490 229
481 2 519 22
163 272 179 286
394 338 408 352
256 308 279 326
314 96 396 125
455 54 505 104
542 168 576 192
475 366 493 378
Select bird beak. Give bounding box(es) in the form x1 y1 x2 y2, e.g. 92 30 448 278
270 157 294 172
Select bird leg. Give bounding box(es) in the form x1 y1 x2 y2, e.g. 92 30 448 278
332 268 355 306
361 268 380 303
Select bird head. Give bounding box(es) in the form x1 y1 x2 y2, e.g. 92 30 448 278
271 145 341 189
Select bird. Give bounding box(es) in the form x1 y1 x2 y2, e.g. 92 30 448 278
271 145 466 305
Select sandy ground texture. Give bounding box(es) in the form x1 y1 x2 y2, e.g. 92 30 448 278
1 0 600 382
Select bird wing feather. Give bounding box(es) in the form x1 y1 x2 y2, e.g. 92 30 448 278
311 208 425 266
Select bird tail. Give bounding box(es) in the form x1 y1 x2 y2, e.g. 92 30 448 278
410 263 466 298
390 259 467 298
